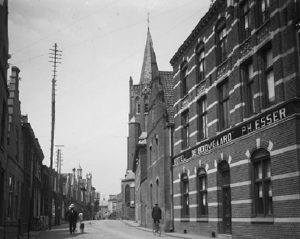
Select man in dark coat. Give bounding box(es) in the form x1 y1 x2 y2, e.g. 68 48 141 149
68 204 78 234
152 203 162 225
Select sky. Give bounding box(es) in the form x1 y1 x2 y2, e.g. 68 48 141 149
8 0 210 199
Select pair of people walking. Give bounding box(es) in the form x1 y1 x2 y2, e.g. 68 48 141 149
67 204 84 234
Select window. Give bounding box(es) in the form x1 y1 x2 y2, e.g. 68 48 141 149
150 184 153 209
181 63 188 97
156 179 159 205
135 97 140 114
125 185 130 206
155 137 159 161
8 177 13 219
181 174 189 217
245 62 255 116
15 127 19 161
1 102 6 147
196 45 205 83
182 111 189 149
144 95 149 113
263 48 275 105
15 180 19 219
197 168 208 216
219 80 230 130
198 98 208 141
251 149 273 216
259 0 270 25
216 19 227 65
241 0 251 40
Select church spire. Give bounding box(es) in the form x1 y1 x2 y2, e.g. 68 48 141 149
139 27 159 85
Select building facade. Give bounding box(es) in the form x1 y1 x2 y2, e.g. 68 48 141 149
170 0 300 238
0 0 9 226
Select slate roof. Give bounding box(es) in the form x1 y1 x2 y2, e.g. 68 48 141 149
159 71 174 124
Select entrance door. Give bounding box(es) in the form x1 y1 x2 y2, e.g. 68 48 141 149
220 162 232 234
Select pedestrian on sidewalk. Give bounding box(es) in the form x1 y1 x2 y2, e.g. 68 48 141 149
67 204 78 234
79 212 84 233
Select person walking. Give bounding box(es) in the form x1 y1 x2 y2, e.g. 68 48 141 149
78 212 84 233
68 204 78 234
152 203 162 229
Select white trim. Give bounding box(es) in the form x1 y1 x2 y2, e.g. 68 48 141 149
229 82 243 95
231 199 252 205
173 193 181 198
207 187 219 192
271 145 300 156
207 101 218 110
189 204 198 208
189 114 198 123
174 140 182 147
174 205 182 209
175 125 183 132
174 217 300 223
275 73 297 86
231 181 251 188
232 218 251 222
273 48 296 65
190 130 198 138
272 171 299 181
189 190 197 195
208 202 218 206
230 103 245 114
274 218 300 223
273 194 300 202
174 179 180 184
208 218 221 222
230 159 250 168
207 119 218 127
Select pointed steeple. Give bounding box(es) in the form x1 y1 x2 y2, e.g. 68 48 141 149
139 29 159 85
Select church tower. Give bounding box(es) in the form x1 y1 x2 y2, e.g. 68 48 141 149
127 28 158 172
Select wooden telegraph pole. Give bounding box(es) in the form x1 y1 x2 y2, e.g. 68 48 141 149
48 43 61 230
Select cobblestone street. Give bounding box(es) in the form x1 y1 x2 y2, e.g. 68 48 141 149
36 220 201 239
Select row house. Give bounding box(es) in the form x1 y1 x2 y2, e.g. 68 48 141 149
0 0 9 226
170 0 300 238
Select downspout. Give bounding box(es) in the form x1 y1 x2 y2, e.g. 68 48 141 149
168 124 174 232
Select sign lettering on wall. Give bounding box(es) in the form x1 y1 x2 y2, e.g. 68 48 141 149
173 100 299 165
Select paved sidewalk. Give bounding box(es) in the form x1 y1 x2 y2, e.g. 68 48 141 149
20 222 68 239
121 220 212 239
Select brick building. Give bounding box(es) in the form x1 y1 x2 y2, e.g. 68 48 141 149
0 0 9 225
170 0 300 238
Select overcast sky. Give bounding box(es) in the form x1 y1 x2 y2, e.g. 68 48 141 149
8 0 210 199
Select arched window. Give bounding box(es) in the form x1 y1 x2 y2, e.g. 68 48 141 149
196 43 205 84
135 97 140 114
181 62 188 97
216 18 227 65
156 179 159 205
125 185 130 206
181 174 189 217
197 168 208 216
251 148 272 216
144 95 149 113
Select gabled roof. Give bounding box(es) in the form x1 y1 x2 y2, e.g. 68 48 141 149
140 29 159 84
160 71 174 124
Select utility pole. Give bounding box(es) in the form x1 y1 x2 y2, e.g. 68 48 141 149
55 145 64 226
48 43 62 230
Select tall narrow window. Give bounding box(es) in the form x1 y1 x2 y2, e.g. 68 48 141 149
245 62 255 115
196 45 205 83
219 81 230 130
125 185 130 206
182 111 189 149
198 98 208 141
181 63 188 97
241 0 251 40
15 127 19 161
8 177 13 219
216 19 227 65
156 180 159 205
135 97 140 114
263 48 275 105
197 168 208 216
181 174 189 217
1 102 6 147
150 184 153 209
252 149 273 216
144 95 149 113
259 0 270 25
15 180 19 219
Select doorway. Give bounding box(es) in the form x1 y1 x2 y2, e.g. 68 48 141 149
219 161 231 234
